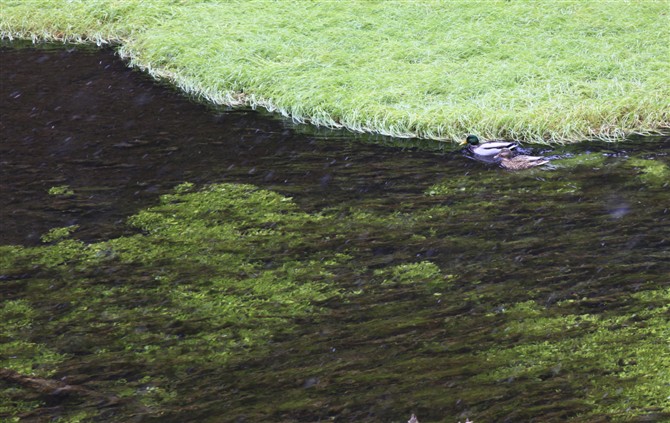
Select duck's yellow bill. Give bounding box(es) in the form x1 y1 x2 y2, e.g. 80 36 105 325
459 140 468 145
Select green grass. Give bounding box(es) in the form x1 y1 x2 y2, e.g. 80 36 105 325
1 0 669 143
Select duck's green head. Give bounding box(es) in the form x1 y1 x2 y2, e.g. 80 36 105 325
460 135 480 146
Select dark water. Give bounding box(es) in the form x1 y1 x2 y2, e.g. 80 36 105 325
1 45 669 422
1 45 457 247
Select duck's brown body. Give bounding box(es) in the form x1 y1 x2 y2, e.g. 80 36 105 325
495 148 549 170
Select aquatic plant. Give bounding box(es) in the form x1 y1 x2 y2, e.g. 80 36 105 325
1 183 350 417
47 185 74 196
627 158 670 188
474 289 670 419
40 225 79 243
1 155 668 420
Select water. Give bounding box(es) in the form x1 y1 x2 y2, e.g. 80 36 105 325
1 45 669 422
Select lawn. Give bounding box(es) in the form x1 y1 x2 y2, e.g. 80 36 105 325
2 0 668 143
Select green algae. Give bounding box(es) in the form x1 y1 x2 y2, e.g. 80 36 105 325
551 152 608 169
627 158 670 188
0 301 69 376
2 163 669 421
40 225 79 243
474 288 670 418
48 185 75 196
373 261 456 293
1 182 349 419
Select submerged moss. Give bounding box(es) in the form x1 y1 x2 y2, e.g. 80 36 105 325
40 225 79 243
1 183 349 418
627 158 670 188
549 152 607 169
374 261 456 293
47 185 75 196
2 175 669 421
473 288 670 418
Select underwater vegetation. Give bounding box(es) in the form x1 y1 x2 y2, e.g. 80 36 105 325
1 175 669 421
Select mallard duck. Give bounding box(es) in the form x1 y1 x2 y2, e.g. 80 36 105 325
495 148 549 170
460 135 518 158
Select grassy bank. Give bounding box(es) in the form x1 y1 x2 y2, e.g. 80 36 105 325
1 0 669 142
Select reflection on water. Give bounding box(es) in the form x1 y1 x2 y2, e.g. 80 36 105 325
1 45 669 422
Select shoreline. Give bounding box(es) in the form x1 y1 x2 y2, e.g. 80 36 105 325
2 1 668 143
